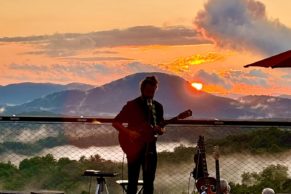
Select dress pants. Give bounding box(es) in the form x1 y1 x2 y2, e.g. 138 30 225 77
127 143 157 194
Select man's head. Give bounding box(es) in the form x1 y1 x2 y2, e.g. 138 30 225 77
262 188 275 194
140 76 158 99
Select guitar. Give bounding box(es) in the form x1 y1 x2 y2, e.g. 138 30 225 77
214 146 222 194
194 136 216 194
118 109 192 160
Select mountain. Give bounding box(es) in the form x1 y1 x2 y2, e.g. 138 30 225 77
236 95 291 119
3 72 261 119
0 82 94 105
279 94 291 99
64 83 94 91
3 72 291 119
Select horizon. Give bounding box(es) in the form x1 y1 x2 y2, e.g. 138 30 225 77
1 0 291 97
1 71 291 100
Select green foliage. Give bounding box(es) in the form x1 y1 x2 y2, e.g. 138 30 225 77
0 162 20 188
0 148 290 193
207 127 291 154
230 164 291 193
158 145 195 165
0 154 122 193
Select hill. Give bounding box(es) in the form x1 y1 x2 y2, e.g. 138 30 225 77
3 72 260 119
0 82 94 105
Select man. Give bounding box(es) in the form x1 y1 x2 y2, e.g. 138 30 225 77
220 179 231 194
112 76 165 194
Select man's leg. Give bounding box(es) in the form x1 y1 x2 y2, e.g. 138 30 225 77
127 155 141 194
142 145 157 194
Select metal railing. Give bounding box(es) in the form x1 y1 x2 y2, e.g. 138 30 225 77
0 116 290 194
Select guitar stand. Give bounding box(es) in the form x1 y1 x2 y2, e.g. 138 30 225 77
83 170 118 194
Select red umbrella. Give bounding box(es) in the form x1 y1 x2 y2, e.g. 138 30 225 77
244 50 291 68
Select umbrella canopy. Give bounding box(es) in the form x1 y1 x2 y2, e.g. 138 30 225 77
244 50 291 68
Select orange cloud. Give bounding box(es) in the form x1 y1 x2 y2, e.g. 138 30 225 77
160 52 226 73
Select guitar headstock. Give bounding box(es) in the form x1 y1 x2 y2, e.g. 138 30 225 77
213 145 220 160
194 136 209 178
177 109 192 120
196 135 206 153
197 135 204 147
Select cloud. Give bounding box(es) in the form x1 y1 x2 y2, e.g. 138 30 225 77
0 35 50 43
61 56 133 62
93 50 119 55
193 68 270 90
160 52 226 73
194 69 232 89
122 62 163 73
5 62 165 85
225 69 269 87
248 69 269 78
194 0 291 55
251 103 268 110
0 26 209 57
9 63 49 72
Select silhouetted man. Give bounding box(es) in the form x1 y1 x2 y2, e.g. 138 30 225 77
113 76 165 194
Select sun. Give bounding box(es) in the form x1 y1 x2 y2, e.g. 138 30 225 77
191 82 203 91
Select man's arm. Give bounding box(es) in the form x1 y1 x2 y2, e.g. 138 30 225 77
155 101 165 135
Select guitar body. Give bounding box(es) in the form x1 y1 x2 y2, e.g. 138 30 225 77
118 109 192 161
119 131 138 158
196 177 216 194
118 127 156 160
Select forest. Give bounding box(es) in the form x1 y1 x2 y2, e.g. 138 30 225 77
0 127 290 193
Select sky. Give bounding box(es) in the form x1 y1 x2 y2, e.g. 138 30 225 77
0 0 291 98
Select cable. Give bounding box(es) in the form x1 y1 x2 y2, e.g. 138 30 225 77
88 176 92 194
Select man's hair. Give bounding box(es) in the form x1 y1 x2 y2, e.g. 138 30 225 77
140 76 158 91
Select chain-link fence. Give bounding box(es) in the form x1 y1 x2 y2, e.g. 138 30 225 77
0 118 290 194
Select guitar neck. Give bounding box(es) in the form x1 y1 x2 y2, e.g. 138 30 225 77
160 109 192 128
160 116 178 127
197 136 209 177
201 149 208 177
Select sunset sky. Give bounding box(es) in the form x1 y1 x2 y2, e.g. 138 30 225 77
0 0 291 98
